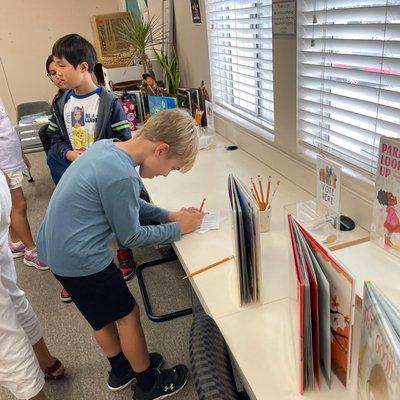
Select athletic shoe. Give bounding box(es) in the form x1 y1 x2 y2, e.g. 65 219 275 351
117 248 136 281
108 352 164 392
133 365 189 400
23 248 49 270
9 241 26 258
108 369 136 392
60 288 72 303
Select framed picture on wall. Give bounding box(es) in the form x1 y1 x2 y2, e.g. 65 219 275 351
191 0 201 24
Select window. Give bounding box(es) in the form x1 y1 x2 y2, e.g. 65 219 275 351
298 0 400 176
206 0 274 133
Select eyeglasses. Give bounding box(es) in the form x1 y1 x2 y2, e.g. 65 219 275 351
47 72 57 79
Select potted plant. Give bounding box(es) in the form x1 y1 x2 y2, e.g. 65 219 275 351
154 46 180 96
119 12 166 73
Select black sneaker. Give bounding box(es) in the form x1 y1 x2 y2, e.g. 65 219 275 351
108 368 136 391
133 365 189 400
108 352 164 391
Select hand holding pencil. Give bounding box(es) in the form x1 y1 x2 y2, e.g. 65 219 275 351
168 207 204 234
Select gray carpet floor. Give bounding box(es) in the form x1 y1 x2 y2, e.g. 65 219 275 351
0 152 197 400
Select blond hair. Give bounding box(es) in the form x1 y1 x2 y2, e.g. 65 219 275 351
135 109 199 172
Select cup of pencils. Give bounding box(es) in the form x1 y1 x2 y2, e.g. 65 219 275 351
251 176 280 233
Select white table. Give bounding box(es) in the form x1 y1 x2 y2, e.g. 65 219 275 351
142 134 373 399
334 241 400 308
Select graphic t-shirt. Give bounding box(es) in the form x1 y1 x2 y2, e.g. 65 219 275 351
64 87 102 150
0 97 25 173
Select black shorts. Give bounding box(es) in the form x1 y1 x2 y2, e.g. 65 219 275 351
53 262 136 331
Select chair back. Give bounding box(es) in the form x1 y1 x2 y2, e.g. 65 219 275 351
16 101 51 122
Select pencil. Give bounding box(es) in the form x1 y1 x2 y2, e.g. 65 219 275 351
267 180 280 209
251 188 259 206
258 175 265 208
199 197 206 212
182 255 234 279
250 178 262 206
266 176 271 206
251 188 264 210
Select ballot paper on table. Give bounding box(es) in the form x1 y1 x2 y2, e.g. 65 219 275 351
197 211 221 233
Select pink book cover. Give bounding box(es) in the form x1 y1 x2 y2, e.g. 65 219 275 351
371 136 400 259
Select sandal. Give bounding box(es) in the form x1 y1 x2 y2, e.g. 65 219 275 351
42 358 65 380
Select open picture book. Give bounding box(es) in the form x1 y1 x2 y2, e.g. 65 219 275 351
288 215 356 394
228 173 261 306
358 281 400 400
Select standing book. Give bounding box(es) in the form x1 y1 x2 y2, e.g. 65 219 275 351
228 173 261 306
371 136 400 258
358 281 400 400
288 215 356 393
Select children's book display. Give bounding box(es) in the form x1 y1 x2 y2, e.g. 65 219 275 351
285 156 342 246
120 96 138 133
288 215 355 394
114 90 146 123
148 95 177 115
228 173 261 306
316 155 342 214
371 136 400 258
177 84 209 127
358 281 400 400
177 88 201 118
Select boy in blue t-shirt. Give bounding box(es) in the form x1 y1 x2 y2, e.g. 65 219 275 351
46 34 136 302
38 108 203 399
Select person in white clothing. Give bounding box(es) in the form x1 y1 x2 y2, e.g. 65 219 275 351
0 171 65 399
0 97 48 270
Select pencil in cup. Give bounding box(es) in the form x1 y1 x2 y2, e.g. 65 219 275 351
250 178 263 209
267 180 280 210
266 176 271 206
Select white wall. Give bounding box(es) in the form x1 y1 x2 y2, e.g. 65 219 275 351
147 0 211 91
173 0 211 91
0 0 123 123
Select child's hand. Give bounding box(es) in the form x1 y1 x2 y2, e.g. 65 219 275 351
177 210 204 234
179 207 199 213
66 150 85 162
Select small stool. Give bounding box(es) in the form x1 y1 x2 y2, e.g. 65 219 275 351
135 255 193 323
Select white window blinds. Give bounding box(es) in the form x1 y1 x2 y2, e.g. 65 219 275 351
298 0 400 176
206 0 274 132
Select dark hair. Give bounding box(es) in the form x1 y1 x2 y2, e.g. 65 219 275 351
46 54 54 73
52 34 97 73
93 63 105 86
377 189 391 206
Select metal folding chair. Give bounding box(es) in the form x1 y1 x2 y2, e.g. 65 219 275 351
16 101 51 153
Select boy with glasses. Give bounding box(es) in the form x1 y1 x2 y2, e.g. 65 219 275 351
45 35 136 302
